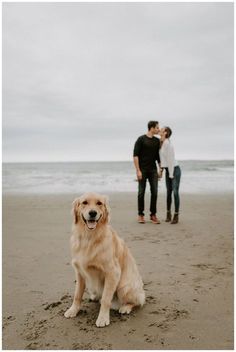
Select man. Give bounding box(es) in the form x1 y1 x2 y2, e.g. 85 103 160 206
133 121 161 224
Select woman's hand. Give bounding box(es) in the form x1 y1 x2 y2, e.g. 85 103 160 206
158 169 163 179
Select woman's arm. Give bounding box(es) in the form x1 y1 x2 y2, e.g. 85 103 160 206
167 143 175 178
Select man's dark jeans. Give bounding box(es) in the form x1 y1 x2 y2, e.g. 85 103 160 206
165 166 181 213
138 170 158 216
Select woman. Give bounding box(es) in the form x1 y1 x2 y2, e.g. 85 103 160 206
159 127 181 224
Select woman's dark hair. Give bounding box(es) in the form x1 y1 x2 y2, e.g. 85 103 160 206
148 121 159 130
164 126 172 138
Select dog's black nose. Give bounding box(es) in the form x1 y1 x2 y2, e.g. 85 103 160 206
89 210 97 218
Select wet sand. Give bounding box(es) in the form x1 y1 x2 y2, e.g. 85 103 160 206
2 192 234 349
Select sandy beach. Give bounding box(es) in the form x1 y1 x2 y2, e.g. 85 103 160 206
2 192 234 350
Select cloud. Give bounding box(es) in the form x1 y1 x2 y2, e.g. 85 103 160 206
3 2 234 161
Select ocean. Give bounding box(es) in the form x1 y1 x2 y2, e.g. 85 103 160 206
2 160 234 195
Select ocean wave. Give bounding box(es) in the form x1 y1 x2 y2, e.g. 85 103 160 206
3 161 234 194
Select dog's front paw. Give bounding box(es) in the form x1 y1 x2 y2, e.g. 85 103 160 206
64 305 80 318
96 313 110 327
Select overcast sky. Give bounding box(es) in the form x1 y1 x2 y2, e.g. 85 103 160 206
3 2 234 162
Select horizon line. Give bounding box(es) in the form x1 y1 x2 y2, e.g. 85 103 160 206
2 158 234 164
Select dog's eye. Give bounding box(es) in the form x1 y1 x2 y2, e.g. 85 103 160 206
82 201 88 205
97 201 102 206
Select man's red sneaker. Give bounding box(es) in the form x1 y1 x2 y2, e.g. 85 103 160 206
138 215 145 224
150 214 161 224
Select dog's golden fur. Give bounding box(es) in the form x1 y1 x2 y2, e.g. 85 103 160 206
64 192 145 327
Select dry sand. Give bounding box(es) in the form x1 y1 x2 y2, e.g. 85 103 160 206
2 192 234 350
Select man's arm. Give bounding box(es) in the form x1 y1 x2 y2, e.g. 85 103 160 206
133 156 142 180
133 137 142 180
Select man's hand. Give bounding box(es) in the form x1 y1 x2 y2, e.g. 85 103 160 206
136 170 142 180
158 170 163 179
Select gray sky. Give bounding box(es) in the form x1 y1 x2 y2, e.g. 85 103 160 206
3 2 234 162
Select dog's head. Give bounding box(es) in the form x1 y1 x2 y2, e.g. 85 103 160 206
72 193 110 231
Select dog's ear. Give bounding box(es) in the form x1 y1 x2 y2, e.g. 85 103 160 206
72 198 81 224
103 195 110 223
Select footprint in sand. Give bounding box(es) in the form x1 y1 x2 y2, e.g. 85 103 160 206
189 335 196 340
146 295 157 304
60 294 71 301
144 335 154 343
148 307 189 332
128 328 136 335
53 293 73 315
149 310 159 315
25 342 39 350
144 281 152 287
192 263 227 274
44 301 62 310
22 318 48 342
3 315 16 329
166 308 189 321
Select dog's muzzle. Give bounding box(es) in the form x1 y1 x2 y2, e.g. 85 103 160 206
82 211 101 230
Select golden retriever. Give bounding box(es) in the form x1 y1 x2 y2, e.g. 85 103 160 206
64 192 145 327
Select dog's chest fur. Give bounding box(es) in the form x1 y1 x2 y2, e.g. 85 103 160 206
71 236 105 297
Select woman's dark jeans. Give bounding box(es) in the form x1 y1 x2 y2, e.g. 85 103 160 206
165 166 181 213
138 170 158 216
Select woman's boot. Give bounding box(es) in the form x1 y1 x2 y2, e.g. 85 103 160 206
171 213 179 224
165 211 172 222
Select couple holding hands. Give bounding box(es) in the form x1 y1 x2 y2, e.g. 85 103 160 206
133 120 181 225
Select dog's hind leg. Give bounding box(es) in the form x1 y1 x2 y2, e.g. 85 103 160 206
117 286 135 314
119 304 134 314
111 297 121 311
117 284 145 314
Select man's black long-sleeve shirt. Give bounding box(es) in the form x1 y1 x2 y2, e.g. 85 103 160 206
133 135 160 171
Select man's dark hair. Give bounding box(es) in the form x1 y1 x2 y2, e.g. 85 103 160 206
164 126 172 138
148 121 159 130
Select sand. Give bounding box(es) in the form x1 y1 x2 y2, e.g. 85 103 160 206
2 192 234 350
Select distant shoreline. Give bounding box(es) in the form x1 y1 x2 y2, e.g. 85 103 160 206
2 159 234 164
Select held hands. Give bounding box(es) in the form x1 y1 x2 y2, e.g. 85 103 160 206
158 169 163 180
